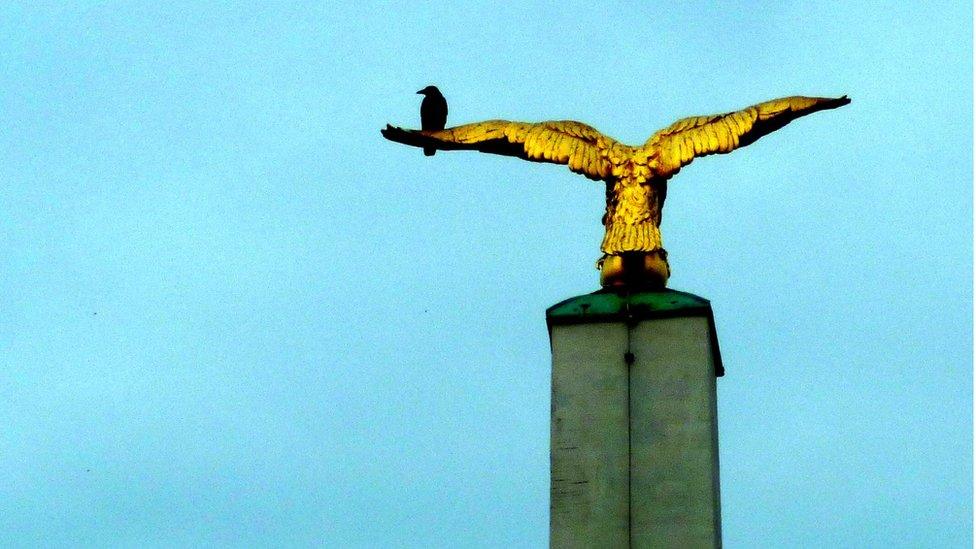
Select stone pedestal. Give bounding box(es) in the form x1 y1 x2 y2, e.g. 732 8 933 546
547 290 723 548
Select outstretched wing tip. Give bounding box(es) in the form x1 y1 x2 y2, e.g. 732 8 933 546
808 94 850 114
830 94 851 106
382 124 418 141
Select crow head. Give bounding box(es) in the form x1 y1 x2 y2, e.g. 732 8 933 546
417 85 441 96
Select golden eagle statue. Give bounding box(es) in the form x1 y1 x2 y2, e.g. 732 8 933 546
382 95 850 288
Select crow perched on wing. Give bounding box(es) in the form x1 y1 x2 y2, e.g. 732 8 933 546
382 95 850 288
417 85 447 156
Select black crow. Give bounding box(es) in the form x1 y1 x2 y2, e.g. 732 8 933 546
417 85 447 156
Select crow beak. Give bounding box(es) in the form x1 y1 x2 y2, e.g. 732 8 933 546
416 89 425 94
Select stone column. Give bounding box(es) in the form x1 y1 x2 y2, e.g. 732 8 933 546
548 290 724 548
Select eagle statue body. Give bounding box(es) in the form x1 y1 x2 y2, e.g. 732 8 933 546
382 95 850 289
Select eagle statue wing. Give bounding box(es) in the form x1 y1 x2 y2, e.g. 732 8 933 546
648 95 850 179
381 120 616 181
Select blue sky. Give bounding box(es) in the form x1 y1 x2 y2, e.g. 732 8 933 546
1 2 971 547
